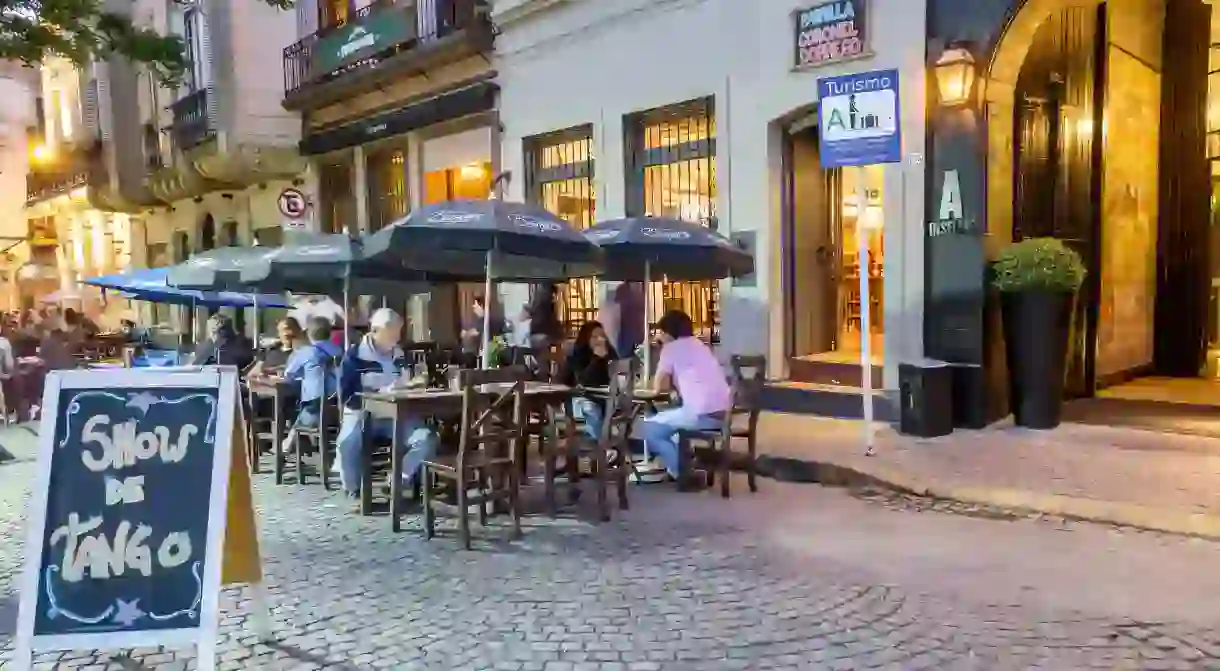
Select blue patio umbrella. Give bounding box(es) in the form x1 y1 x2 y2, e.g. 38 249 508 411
84 268 291 309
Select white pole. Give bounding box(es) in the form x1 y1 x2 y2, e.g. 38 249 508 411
481 250 493 368
342 274 351 351
857 171 876 455
641 260 652 466
643 260 652 379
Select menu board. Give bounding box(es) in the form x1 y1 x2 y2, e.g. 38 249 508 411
12 367 265 671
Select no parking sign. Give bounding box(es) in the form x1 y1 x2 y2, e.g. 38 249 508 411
278 188 310 231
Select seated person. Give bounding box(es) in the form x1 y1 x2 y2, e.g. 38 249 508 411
563 320 618 440
274 317 343 455
638 310 731 480
248 317 305 376
188 314 255 371
335 308 439 503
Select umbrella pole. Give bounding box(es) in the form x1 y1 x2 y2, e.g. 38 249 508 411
481 250 493 369
641 260 653 467
253 297 259 353
343 274 351 351
643 261 652 380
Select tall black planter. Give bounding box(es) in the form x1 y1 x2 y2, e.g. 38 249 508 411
1001 290 1074 429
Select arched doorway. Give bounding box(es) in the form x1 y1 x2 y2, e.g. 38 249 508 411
986 0 1212 395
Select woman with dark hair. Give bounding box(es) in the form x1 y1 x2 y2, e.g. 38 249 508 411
564 320 618 439
638 309 731 480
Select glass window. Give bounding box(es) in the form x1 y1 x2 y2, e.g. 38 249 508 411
367 146 408 231
627 100 719 342
319 0 352 30
319 157 355 234
525 126 597 337
183 8 207 92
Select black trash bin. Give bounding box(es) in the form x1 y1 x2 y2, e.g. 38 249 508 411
898 359 954 438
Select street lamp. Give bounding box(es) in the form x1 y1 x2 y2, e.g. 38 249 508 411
934 44 977 107
30 143 53 164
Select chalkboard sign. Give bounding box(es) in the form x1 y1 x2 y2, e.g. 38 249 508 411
14 367 261 671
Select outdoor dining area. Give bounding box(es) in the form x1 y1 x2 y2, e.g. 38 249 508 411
56 200 762 548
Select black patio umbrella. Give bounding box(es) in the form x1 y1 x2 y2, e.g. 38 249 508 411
238 233 435 349
363 199 604 365
238 233 435 296
362 199 603 281
584 216 754 377
583 216 754 282
167 246 279 291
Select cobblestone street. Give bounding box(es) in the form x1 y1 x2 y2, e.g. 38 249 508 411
2 448 1220 670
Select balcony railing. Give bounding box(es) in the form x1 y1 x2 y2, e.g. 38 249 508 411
283 0 489 98
169 86 217 151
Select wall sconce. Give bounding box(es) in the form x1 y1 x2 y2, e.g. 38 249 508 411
934 44 977 107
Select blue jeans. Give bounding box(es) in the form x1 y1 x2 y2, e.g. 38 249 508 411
279 406 319 454
572 398 605 440
336 408 439 496
639 407 723 478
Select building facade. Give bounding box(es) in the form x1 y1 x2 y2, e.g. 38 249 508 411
126 0 306 335
925 0 1220 426
494 0 928 396
285 0 495 340
22 56 138 325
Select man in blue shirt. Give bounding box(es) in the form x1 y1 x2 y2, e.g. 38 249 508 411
279 317 343 454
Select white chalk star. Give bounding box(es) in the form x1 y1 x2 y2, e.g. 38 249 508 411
111 598 145 627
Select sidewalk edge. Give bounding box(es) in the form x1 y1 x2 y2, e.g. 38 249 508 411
757 454 1220 540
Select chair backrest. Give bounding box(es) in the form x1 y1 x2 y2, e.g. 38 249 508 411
456 366 528 465
721 354 766 437
599 358 637 446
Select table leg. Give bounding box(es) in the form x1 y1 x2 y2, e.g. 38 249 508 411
360 413 374 516
273 393 286 485
390 411 403 532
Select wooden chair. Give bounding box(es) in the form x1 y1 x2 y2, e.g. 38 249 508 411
293 356 340 489
677 355 766 497
421 367 527 549
544 359 635 521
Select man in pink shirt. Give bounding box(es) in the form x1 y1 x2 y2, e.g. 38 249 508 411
639 310 732 479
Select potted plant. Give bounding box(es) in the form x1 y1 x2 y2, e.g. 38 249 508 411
992 237 1086 429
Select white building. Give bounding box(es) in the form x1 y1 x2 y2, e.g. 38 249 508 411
494 0 927 400
0 62 37 312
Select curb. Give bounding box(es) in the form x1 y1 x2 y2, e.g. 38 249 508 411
754 454 1220 540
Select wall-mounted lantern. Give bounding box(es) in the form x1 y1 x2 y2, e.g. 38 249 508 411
934 44 977 107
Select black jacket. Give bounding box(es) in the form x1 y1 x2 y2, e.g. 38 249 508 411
563 343 619 388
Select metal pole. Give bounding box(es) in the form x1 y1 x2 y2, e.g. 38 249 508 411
857 171 876 455
481 250 493 368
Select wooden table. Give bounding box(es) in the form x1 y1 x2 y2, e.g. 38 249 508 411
362 382 575 530
246 375 297 483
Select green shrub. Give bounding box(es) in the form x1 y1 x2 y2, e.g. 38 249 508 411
991 237 1086 293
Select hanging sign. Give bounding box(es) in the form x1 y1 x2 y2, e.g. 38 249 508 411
794 0 871 70
12 367 267 670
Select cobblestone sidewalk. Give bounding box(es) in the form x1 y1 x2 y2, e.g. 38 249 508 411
759 414 1220 533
